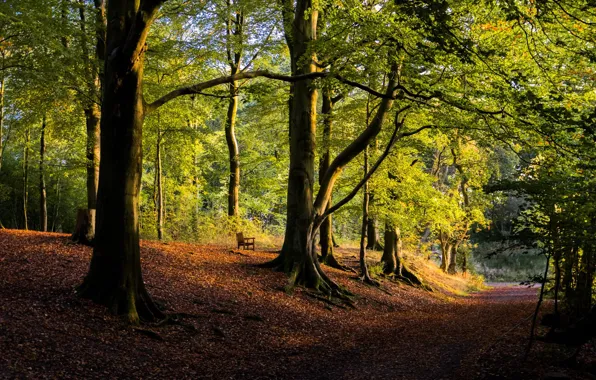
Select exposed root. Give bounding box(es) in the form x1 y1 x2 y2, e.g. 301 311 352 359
358 274 380 287
132 327 164 341
304 291 348 310
257 252 286 269
321 253 357 273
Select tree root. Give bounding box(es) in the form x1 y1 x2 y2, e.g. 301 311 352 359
304 291 348 310
257 253 286 269
321 254 357 273
132 327 164 341
358 274 380 287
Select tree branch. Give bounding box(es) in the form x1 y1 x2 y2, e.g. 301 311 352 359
144 70 396 113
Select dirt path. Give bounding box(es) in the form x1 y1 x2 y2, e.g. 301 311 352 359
285 285 539 380
0 231 552 379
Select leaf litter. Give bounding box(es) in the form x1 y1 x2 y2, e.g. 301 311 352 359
0 230 593 379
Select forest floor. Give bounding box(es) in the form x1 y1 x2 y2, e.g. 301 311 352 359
0 230 594 380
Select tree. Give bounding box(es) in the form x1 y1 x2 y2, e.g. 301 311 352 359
77 0 169 323
39 115 47 232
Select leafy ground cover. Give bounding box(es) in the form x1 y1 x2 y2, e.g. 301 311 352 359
0 230 593 379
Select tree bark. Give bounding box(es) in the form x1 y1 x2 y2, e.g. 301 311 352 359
0 72 5 174
366 216 382 250
155 127 164 240
51 176 61 232
39 116 47 232
225 3 242 218
78 0 166 324
439 231 451 272
23 127 30 230
447 243 457 275
74 0 105 242
318 87 345 269
359 146 375 284
381 222 397 274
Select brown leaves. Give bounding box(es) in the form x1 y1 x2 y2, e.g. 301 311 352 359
0 230 588 379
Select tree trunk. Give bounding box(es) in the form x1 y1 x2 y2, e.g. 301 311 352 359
78 0 165 324
0 73 5 174
439 231 451 272
381 222 397 274
563 244 577 302
318 88 344 269
155 128 164 240
461 250 468 274
72 208 96 244
39 116 47 232
359 146 374 283
576 219 594 316
447 243 457 275
225 5 242 218
75 0 104 242
52 176 61 232
23 127 30 230
85 106 101 209
366 216 382 250
270 0 321 285
225 80 240 217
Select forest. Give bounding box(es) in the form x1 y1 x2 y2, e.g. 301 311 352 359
0 0 595 379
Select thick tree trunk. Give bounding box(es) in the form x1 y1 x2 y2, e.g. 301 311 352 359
72 208 96 244
382 225 403 276
78 0 165 324
23 128 29 230
39 116 47 232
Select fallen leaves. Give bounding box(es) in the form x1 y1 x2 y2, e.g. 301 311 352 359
0 230 591 379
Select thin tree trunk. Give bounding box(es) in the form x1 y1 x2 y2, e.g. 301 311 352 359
52 176 61 232
439 231 450 272
226 80 240 217
156 127 163 240
225 3 242 218
318 87 346 269
359 146 374 283
39 116 47 232
381 222 397 274
0 72 5 174
23 127 30 230
319 88 333 260
85 106 101 209
73 0 104 243
563 244 577 302
447 243 457 274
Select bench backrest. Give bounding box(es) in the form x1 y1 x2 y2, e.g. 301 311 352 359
236 232 244 243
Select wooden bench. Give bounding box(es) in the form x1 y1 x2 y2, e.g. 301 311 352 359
236 232 255 250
